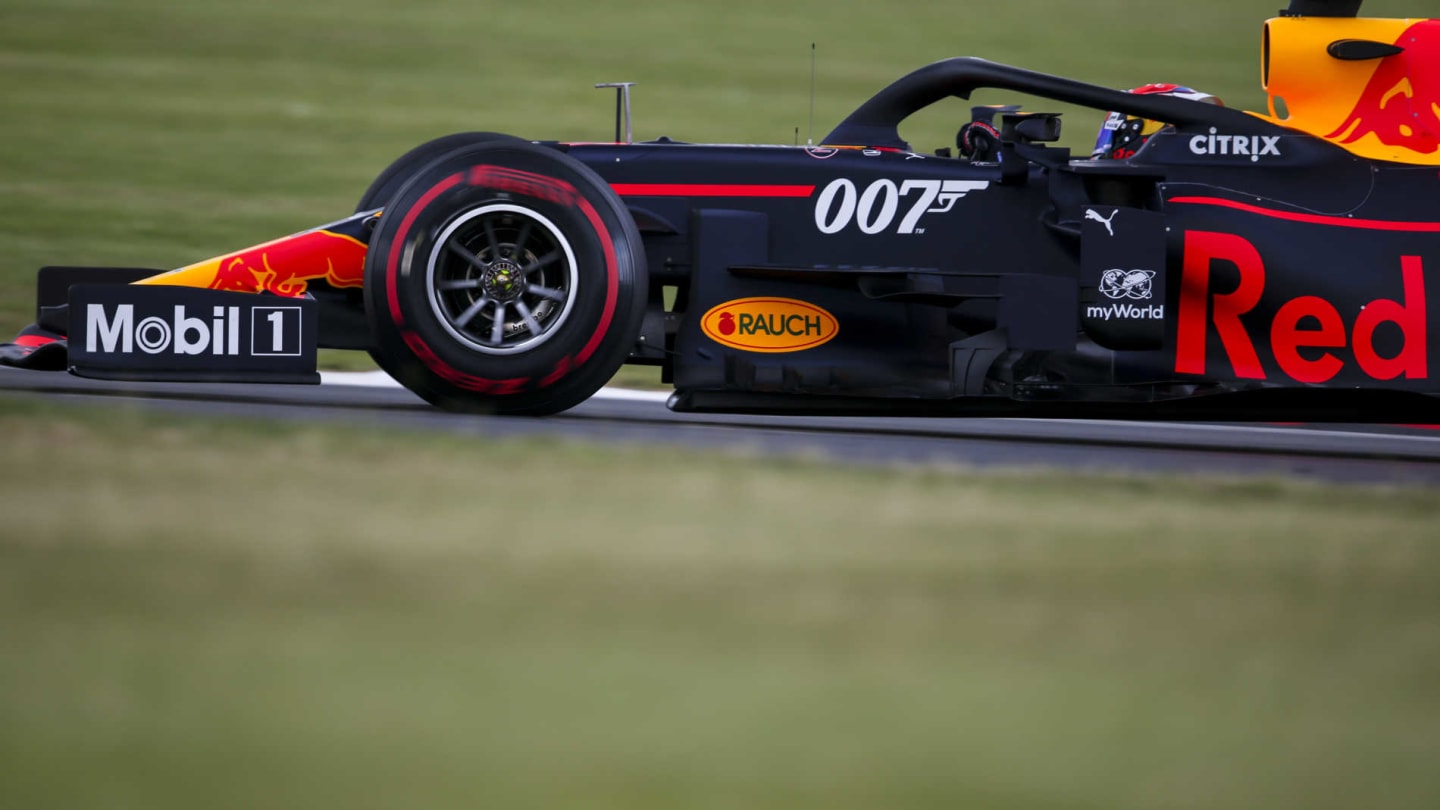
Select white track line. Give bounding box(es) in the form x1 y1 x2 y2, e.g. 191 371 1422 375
1005 417 1440 445
318 370 1440 443
318 370 400 387
318 370 671 403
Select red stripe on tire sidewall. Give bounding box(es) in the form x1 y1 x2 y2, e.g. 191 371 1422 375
572 195 619 367
386 173 464 325
384 166 620 391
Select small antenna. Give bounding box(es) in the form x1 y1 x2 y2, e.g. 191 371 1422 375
807 43 816 146
595 82 635 143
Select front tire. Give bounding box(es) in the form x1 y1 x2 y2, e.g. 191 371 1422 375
356 132 527 214
363 141 647 414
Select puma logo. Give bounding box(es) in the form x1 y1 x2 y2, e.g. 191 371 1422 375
1085 208 1117 237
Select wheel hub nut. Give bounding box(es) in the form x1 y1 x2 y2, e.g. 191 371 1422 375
484 259 524 302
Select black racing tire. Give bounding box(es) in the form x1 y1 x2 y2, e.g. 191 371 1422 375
354 132 531 370
355 132 529 213
362 141 647 414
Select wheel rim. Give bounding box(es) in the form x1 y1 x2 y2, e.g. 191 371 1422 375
426 203 580 355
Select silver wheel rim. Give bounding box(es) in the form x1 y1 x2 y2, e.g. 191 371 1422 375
426 203 579 355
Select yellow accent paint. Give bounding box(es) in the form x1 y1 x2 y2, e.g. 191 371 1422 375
133 256 225 289
1256 16 1440 166
1381 77 1413 109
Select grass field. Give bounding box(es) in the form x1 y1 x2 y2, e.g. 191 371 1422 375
3 1 1439 807
1 397 1438 809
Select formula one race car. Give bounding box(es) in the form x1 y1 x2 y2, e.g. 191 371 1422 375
3 0 1437 419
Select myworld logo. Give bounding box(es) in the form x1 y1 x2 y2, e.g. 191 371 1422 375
1098 269 1156 301
1087 303 1164 321
86 304 300 356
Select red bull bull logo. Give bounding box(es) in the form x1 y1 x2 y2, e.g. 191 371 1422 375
1325 20 1440 157
204 230 368 297
135 213 373 297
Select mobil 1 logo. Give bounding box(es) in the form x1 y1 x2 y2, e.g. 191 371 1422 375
68 284 319 383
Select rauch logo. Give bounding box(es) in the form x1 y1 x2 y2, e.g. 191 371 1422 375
1175 232 1427 383
701 298 839 353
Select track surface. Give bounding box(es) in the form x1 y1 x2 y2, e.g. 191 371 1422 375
3 368 1440 485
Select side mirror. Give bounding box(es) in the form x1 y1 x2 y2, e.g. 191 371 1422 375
1002 112 1063 144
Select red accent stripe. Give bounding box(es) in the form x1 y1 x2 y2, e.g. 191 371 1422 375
387 173 464 325
611 183 815 198
573 194 619 368
14 334 57 348
1169 196 1440 232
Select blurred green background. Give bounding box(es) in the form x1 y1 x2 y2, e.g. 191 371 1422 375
3 398 1439 810
2 2 1438 808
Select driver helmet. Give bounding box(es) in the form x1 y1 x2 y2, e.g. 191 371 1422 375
1091 83 1223 159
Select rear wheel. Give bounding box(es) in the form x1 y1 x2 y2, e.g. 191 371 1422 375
363 141 646 414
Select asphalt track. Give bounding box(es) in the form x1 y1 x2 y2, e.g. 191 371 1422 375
3 367 1440 485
